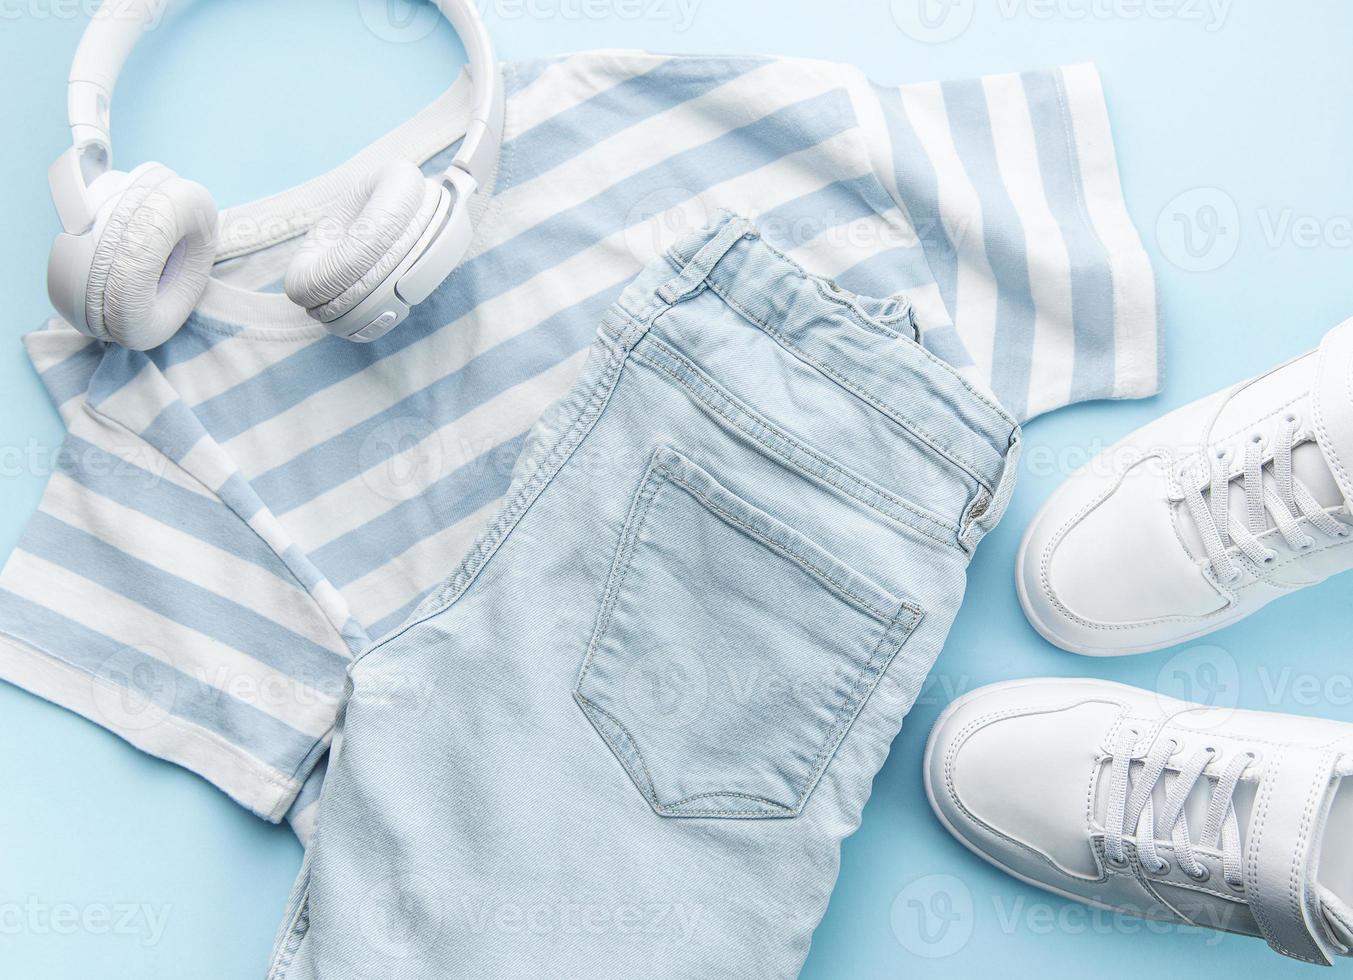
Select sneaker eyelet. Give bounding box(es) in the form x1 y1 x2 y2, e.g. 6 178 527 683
1105 854 1130 872
1284 413 1299 425
1150 859 1171 876
1249 432 1265 445
1190 866 1212 883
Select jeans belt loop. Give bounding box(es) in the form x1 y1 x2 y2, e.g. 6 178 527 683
656 214 758 306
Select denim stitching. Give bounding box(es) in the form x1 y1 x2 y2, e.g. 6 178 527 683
651 611 916 819
808 278 901 339
357 329 632 663
577 693 796 817
665 225 1016 429
642 341 960 546
265 890 310 980
665 467 920 623
678 231 900 343
695 272 1008 488
779 613 913 817
734 295 988 484
576 452 670 689
577 693 801 817
574 693 668 809
632 339 962 550
575 448 922 818
663 790 796 810
809 277 919 338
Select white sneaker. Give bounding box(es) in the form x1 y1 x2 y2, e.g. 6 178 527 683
924 678 1353 964
1018 318 1353 656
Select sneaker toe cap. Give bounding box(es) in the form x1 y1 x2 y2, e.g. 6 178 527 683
925 681 1124 885
1018 454 1228 654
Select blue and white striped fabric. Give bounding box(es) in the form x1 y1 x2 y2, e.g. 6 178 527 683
0 51 1157 842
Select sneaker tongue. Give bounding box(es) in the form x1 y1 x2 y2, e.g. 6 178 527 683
1312 316 1353 508
1296 441 1346 506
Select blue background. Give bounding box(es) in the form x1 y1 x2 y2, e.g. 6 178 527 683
3 1 1353 976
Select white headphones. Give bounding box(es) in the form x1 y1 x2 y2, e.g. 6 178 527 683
47 0 504 349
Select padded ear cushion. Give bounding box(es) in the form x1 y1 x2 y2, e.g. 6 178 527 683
284 160 440 323
85 164 218 350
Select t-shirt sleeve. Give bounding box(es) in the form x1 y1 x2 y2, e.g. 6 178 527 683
0 332 353 822
853 62 1158 421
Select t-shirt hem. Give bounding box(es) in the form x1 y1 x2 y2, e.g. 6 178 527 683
1058 62 1162 404
0 629 304 822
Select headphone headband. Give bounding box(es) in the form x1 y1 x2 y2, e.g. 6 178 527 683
64 0 503 191
49 0 502 349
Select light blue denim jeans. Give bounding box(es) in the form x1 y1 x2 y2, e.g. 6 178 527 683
267 214 1020 980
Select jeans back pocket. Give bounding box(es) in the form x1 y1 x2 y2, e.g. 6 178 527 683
574 447 922 818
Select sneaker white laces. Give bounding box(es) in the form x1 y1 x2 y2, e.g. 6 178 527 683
1102 725 1255 890
1179 412 1349 584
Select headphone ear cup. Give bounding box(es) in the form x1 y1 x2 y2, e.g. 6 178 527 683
284 160 440 323
84 164 219 350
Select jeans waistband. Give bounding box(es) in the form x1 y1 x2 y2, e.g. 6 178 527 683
604 213 1022 550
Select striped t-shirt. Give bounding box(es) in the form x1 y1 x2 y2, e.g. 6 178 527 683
0 51 1157 841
